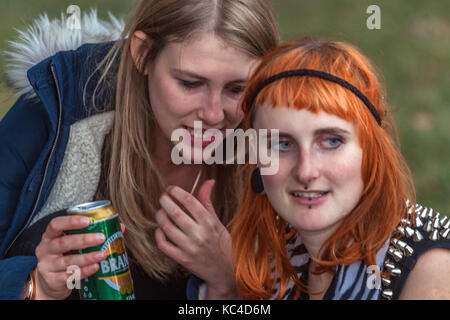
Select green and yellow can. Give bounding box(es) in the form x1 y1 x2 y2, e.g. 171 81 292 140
66 200 135 300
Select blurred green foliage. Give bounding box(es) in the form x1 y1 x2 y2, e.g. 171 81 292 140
0 1 448 214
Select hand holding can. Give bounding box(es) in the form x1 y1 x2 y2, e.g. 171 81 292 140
66 200 135 300
33 214 108 300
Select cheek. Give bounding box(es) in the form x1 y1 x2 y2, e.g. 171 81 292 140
149 74 192 119
326 149 364 200
261 164 291 199
223 99 244 127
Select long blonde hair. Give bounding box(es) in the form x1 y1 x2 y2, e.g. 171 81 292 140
90 0 279 280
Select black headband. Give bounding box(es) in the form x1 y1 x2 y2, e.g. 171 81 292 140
248 69 382 126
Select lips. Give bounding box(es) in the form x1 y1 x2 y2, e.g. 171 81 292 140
182 125 220 147
290 190 330 206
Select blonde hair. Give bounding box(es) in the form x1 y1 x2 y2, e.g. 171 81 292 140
91 0 279 280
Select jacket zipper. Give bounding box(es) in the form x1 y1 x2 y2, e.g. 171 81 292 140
3 63 63 258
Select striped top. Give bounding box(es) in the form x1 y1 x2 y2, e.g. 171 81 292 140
272 204 450 300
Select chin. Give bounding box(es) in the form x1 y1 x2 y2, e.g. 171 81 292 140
287 208 332 233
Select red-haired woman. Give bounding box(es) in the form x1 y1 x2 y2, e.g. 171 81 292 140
230 38 450 300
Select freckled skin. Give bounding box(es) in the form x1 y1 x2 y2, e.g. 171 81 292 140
254 106 364 237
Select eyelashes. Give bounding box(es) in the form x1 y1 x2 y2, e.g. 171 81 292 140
177 79 245 95
179 79 201 89
320 136 344 149
271 135 345 152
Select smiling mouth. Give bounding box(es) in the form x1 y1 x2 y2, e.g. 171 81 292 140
183 126 203 137
290 190 330 206
291 191 329 198
182 125 225 139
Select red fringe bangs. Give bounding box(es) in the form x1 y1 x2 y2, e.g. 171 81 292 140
233 37 416 299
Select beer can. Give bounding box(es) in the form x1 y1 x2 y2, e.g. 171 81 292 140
66 200 135 300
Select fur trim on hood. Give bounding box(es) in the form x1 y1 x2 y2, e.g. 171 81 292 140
3 9 125 98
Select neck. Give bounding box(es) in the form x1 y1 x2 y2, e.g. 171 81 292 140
152 129 204 191
297 225 341 300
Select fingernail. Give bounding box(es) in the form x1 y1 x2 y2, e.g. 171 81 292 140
96 233 106 242
96 251 106 260
81 217 91 225
90 264 99 272
166 185 172 192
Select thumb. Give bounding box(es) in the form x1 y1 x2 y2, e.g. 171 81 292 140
196 179 216 215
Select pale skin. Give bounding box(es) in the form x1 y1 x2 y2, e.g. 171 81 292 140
130 31 258 299
30 217 125 300
24 30 255 300
254 106 450 300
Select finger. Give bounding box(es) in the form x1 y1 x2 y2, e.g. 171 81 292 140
79 263 100 280
155 228 189 266
165 185 212 223
159 192 198 229
120 223 126 234
51 250 107 273
196 180 216 215
155 209 189 247
47 233 106 255
44 215 91 240
43 263 100 291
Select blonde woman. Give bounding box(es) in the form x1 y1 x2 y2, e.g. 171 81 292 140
0 0 279 299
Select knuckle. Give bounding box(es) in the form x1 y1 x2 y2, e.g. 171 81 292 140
170 209 182 220
161 224 172 235
57 236 71 251
177 255 191 267
49 219 60 232
35 243 44 257
182 194 194 207
192 231 206 245
60 255 71 268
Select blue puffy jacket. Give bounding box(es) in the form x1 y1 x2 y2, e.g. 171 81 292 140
0 12 123 299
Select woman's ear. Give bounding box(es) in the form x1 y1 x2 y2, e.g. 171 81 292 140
130 30 152 75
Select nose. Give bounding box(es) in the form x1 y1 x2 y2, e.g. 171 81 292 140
198 91 225 125
293 149 320 187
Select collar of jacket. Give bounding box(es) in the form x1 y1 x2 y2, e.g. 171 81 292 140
4 9 125 126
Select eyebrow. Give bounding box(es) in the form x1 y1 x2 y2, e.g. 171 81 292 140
264 127 351 139
170 68 246 84
314 127 351 136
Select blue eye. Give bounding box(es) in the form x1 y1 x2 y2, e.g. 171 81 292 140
272 140 292 151
322 137 343 149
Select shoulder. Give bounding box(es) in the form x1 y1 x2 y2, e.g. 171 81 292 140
380 203 450 300
399 247 450 299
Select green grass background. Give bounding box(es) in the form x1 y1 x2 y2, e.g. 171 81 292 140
0 1 448 215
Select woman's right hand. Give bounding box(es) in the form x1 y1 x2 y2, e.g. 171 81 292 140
33 215 108 300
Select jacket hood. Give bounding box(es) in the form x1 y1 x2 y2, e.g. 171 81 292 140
4 9 125 98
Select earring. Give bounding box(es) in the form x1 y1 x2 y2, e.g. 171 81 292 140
251 167 264 194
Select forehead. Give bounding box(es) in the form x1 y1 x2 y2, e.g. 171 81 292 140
253 105 355 134
156 32 257 80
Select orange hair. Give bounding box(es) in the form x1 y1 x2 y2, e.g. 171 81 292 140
230 37 416 299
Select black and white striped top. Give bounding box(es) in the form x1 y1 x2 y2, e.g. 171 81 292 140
272 204 450 300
